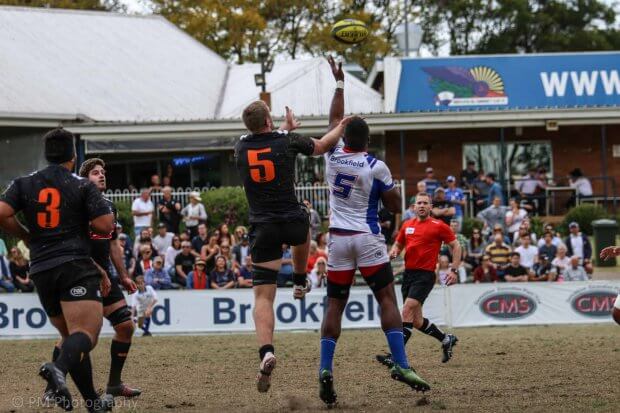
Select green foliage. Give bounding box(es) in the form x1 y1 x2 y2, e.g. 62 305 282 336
558 204 609 236
529 216 544 238
461 217 483 238
114 201 134 236
201 187 249 229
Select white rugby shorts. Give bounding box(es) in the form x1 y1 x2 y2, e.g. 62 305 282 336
327 232 389 271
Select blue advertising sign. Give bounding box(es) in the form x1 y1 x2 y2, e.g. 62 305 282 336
396 52 620 112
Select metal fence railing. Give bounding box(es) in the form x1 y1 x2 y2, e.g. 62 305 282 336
104 181 408 219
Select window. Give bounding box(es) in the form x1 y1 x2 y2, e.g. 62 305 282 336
463 141 553 182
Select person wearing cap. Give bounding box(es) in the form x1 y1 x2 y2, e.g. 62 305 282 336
153 223 174 254
445 176 465 230
186 258 209 290
530 254 556 282
144 256 176 290
460 160 478 189
564 222 593 274
132 188 154 238
115 223 133 251
233 233 251 269
181 192 207 239
422 167 440 195
430 187 455 225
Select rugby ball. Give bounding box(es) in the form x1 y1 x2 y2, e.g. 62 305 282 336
331 19 369 44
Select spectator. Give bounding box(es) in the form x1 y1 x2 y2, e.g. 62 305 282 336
131 275 157 337
278 244 294 287
473 169 490 212
174 241 194 287
436 255 452 286
233 226 248 243
416 180 427 194
153 223 174 254
505 198 528 236
304 199 322 239
191 223 209 258
431 187 455 225
486 173 504 206
309 257 328 289
538 232 558 261
516 167 546 215
492 225 513 246
515 234 538 270
134 244 154 277
378 207 396 244
182 192 207 238
504 252 530 282
477 196 507 236
150 174 162 192
237 256 253 288
133 229 158 259
536 224 563 248
210 256 235 289
567 168 593 208
0 253 15 292
484 233 512 277
132 188 154 238
460 160 478 189
200 234 220 274
162 175 172 188
512 224 537 247
16 239 30 261
551 245 571 278
218 242 238 273
0 237 6 256
158 186 181 234
119 234 135 275
562 256 589 281
447 219 468 283
164 236 182 273
445 176 465 229
218 223 235 246
402 196 417 221
307 240 328 274
145 256 177 290
473 255 499 283
565 222 593 274
466 228 485 270
423 167 440 194
232 234 250 268
316 232 328 255
187 258 209 290
8 247 34 292
116 223 132 250
530 254 556 282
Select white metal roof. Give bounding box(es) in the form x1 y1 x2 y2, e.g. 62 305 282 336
0 6 228 122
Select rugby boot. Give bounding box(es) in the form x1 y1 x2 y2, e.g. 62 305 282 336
106 383 142 398
318 369 337 407
39 362 73 411
256 352 276 393
390 365 431 392
375 352 395 368
293 279 312 300
441 334 458 363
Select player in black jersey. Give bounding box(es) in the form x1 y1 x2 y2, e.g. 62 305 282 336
0 128 115 412
43 158 141 400
235 56 351 393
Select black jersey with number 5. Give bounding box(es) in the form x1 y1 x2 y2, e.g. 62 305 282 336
0 165 112 274
235 130 314 224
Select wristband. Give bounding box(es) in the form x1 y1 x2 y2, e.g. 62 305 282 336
449 267 458 273
336 80 344 90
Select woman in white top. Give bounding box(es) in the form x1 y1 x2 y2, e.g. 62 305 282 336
505 198 527 236
164 235 182 273
181 192 207 238
309 257 328 289
551 244 571 277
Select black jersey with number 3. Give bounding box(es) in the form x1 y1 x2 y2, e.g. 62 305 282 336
235 130 314 224
0 165 112 274
89 198 118 273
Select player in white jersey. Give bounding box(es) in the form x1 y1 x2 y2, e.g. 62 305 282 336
131 276 158 336
317 66 430 406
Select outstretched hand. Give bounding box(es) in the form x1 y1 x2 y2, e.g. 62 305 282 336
280 106 301 131
600 246 620 261
327 55 344 81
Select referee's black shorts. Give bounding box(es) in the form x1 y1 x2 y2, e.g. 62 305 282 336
401 269 436 304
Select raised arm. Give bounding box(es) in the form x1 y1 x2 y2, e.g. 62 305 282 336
327 55 344 132
312 116 354 156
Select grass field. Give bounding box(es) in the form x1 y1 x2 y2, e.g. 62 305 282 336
1 324 618 412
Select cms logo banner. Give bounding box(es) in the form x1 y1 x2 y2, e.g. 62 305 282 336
477 289 539 320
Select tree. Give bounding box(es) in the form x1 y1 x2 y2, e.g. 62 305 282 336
0 0 126 11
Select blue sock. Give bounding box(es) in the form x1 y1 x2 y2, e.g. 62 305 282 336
143 317 151 332
319 337 337 374
385 328 409 369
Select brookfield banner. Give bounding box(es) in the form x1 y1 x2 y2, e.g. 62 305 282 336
396 52 620 112
0 282 617 338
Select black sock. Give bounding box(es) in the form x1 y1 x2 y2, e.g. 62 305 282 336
55 332 93 374
52 346 61 362
259 344 275 361
402 322 414 346
293 272 307 286
108 340 131 387
68 354 99 406
417 318 446 342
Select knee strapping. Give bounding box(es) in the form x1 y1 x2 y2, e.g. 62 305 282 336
106 306 132 327
364 263 394 292
327 280 351 299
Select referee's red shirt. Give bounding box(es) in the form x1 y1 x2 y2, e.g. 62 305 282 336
395 218 456 271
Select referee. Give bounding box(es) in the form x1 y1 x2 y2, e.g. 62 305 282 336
377 192 461 367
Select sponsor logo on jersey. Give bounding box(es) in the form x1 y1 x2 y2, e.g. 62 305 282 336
70 286 87 297
329 156 365 168
405 227 415 235
569 286 618 317
89 231 112 240
477 288 538 319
